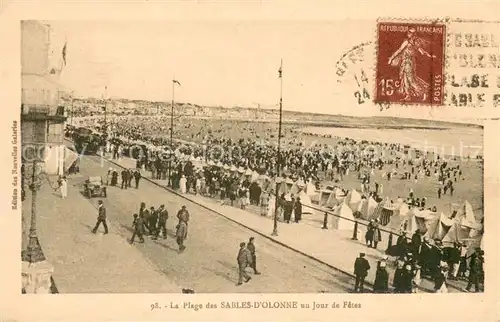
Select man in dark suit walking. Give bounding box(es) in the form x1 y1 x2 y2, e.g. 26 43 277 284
134 170 142 189
157 205 168 239
121 169 129 189
92 200 108 234
353 252 370 293
246 237 261 275
236 242 252 286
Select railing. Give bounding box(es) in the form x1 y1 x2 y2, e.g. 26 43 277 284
300 202 405 254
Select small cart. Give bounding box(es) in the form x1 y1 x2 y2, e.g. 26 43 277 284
84 176 107 198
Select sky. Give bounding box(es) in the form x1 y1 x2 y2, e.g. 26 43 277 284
43 20 484 123
46 21 380 114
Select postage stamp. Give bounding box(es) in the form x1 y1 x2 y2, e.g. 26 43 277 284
375 22 446 106
336 18 500 116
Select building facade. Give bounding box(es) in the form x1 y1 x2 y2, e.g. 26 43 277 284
21 21 68 176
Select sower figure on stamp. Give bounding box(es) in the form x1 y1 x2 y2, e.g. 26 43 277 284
92 200 108 234
353 252 370 293
236 242 252 286
387 28 436 102
246 237 261 275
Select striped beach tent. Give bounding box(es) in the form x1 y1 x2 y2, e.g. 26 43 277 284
371 199 396 225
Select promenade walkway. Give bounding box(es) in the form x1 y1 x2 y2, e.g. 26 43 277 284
21 173 181 293
107 154 467 293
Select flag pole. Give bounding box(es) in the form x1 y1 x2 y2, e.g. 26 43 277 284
104 86 108 141
272 59 283 237
168 78 175 187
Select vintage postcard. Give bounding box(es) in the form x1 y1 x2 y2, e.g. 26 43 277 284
0 1 499 321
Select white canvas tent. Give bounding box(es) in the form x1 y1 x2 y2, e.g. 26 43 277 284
433 213 455 240
360 197 378 220
325 188 345 208
386 203 411 231
413 209 440 238
459 200 477 228
442 222 471 244
318 190 332 207
345 189 362 212
331 203 355 230
289 180 305 195
304 181 317 196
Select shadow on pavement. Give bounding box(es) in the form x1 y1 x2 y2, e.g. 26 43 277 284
202 266 235 284
155 241 180 253
313 275 355 293
80 223 95 233
217 259 236 271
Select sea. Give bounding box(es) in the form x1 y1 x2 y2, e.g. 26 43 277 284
300 126 483 158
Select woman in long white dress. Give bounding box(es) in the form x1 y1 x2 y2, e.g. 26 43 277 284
59 176 68 199
179 175 187 194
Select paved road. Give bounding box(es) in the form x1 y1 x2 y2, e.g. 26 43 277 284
73 153 356 293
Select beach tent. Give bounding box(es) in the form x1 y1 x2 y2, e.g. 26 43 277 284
305 181 317 196
345 189 362 212
386 203 411 231
370 199 396 225
458 200 478 228
442 222 472 244
325 188 344 208
274 179 288 196
331 203 355 230
360 197 378 220
297 190 313 214
289 179 305 195
413 209 440 238
402 210 420 235
317 190 332 207
432 213 455 240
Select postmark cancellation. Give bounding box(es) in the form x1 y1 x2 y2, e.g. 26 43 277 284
375 22 446 106
335 18 500 114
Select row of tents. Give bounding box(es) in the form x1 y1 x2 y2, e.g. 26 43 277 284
88 127 484 248
259 177 483 247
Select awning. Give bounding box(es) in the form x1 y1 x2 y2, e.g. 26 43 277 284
64 146 79 172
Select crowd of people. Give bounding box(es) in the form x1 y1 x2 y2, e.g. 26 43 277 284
128 202 190 252
353 241 485 293
70 115 484 293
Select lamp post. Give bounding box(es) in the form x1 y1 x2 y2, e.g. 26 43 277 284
168 78 181 187
103 86 108 141
69 91 75 126
21 158 54 293
271 59 283 237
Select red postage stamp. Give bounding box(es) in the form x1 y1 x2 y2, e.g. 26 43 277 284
375 22 446 105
